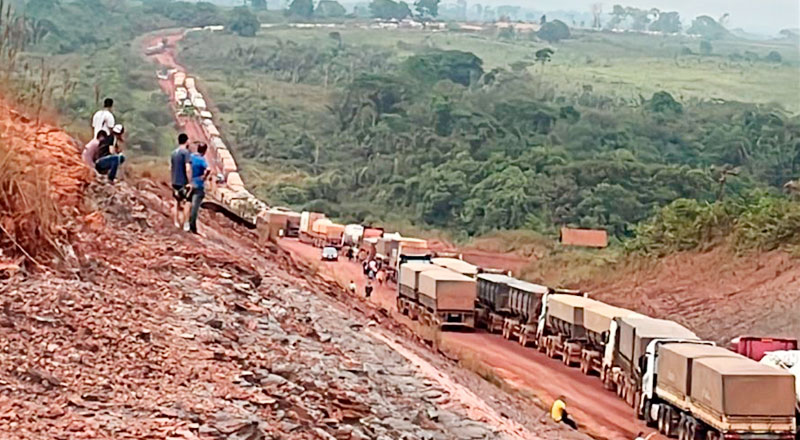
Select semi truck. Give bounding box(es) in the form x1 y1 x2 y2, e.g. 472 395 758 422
579 304 642 376
397 262 437 319
640 342 796 440
417 269 477 328
475 273 515 333
375 236 432 282
299 212 326 244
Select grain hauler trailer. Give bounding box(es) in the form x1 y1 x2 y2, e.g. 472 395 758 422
502 279 550 346
307 219 345 248
647 346 796 440
475 273 515 333
579 304 642 376
417 269 477 328
397 262 437 319
537 294 602 365
382 237 432 283
603 316 698 406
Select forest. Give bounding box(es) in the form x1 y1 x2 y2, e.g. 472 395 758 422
5 0 800 253
179 27 800 246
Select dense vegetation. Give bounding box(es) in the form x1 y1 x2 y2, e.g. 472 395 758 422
181 29 800 243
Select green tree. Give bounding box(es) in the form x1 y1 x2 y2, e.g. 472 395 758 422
646 91 683 114
403 50 483 86
315 0 346 17
687 15 729 39
699 39 712 55
648 11 680 33
766 51 783 63
368 0 411 19
414 0 439 17
228 6 260 37
537 19 570 43
288 0 314 17
535 47 554 66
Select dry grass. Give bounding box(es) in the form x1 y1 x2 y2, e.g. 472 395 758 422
0 140 61 264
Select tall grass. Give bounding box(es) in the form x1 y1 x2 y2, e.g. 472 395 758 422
0 140 61 264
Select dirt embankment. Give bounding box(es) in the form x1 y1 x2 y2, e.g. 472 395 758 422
0 100 587 439
582 247 800 344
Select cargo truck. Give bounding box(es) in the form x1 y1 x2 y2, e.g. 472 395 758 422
417 269 477 328
641 342 796 440
602 316 699 407
475 273 515 333
397 262 437 319
376 236 432 282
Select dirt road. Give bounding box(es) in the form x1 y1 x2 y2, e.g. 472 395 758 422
278 238 656 440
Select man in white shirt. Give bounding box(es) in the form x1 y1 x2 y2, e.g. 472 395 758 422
91 98 115 137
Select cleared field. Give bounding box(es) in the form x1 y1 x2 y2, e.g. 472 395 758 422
253 27 800 111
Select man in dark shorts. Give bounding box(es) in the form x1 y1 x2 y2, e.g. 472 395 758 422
188 142 210 235
170 133 192 229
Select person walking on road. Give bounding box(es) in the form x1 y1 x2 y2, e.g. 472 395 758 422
92 98 115 138
170 133 192 229
348 280 357 294
188 142 210 235
551 396 577 429
364 282 373 299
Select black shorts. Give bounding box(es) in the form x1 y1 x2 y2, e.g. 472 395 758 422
172 184 190 202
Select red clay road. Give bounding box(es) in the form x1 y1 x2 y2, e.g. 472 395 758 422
278 238 658 440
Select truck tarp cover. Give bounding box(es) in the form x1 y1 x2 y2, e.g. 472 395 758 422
691 357 795 416
619 317 698 363
547 295 596 326
432 258 479 276
418 269 476 311
583 303 637 335
657 344 743 398
399 262 436 290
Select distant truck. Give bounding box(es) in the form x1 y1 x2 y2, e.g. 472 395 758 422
416 269 476 328
375 235 432 282
730 336 798 361
475 273 516 333
639 342 796 440
305 219 345 248
299 211 325 244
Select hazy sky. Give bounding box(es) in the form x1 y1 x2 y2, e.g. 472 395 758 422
476 0 800 34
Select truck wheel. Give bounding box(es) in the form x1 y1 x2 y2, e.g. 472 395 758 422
663 408 676 438
643 399 655 426
657 407 665 434
633 391 643 419
677 419 686 440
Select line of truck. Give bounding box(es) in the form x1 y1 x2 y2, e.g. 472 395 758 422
161 67 798 440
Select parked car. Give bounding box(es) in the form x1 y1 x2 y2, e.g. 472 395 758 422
321 246 338 261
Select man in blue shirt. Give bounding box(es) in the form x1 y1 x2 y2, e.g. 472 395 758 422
188 142 210 235
170 133 192 229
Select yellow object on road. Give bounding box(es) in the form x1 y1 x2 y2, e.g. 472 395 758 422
551 399 566 422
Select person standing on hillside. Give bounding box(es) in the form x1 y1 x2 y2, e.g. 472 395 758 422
170 133 192 229
188 142 210 235
91 98 115 138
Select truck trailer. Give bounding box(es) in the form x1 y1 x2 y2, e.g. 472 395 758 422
475 273 515 333
642 342 796 440
432 257 479 278
538 294 603 365
299 212 326 245
397 262 437 319
579 304 641 376
603 316 699 407
417 269 477 328
501 280 550 347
